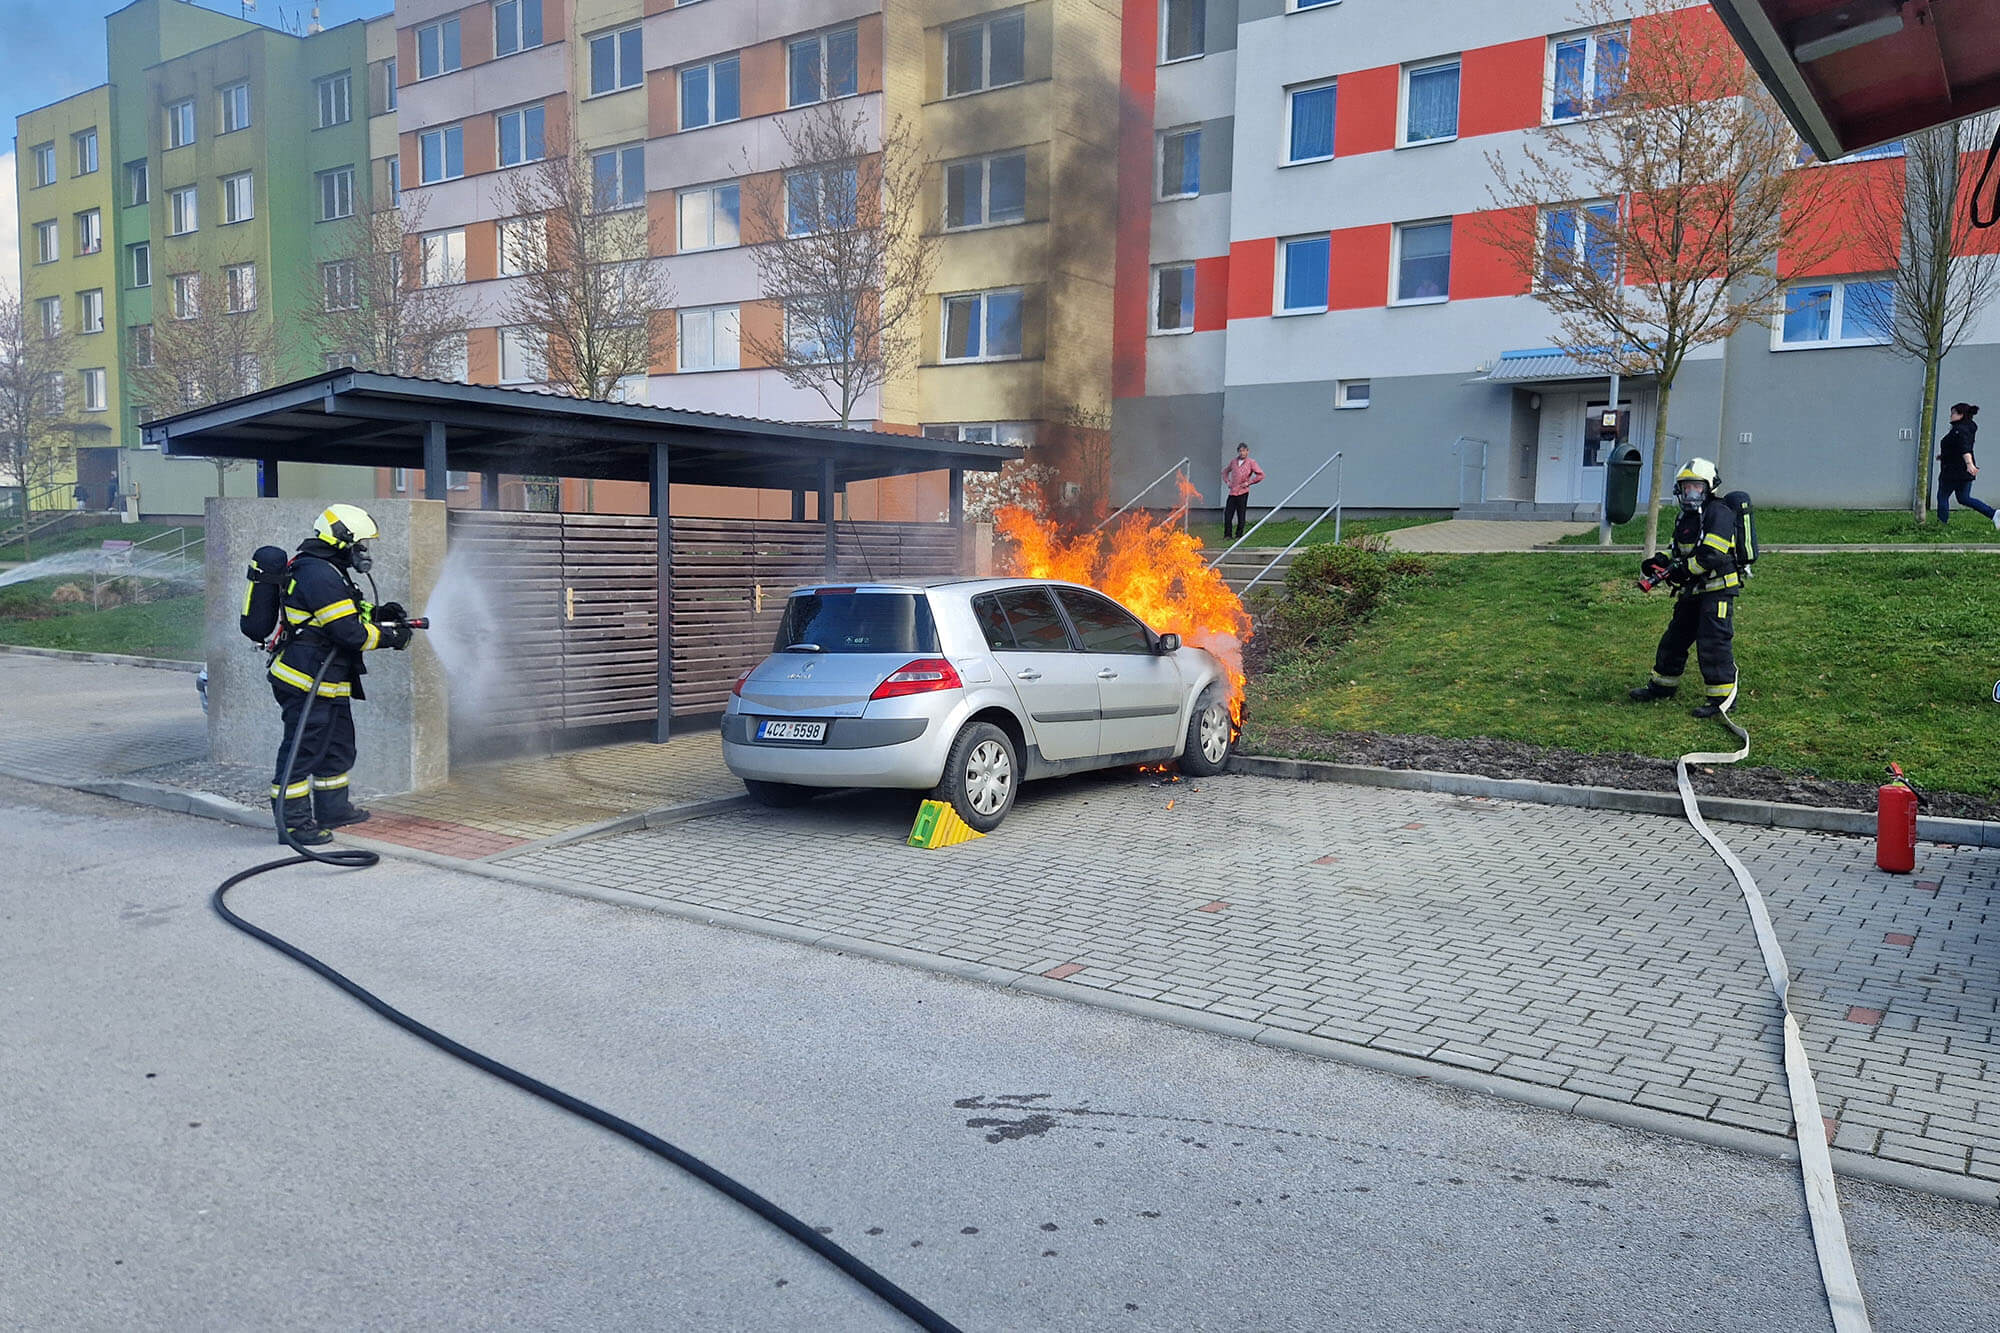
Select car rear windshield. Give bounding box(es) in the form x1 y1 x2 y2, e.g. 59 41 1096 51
773 592 940 654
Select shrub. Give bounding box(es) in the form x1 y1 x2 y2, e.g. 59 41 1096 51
1264 542 1432 658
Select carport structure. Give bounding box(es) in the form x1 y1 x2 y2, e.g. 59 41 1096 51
146 370 1019 744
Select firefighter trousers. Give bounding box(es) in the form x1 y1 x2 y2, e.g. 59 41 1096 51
1650 592 1738 699
270 679 359 825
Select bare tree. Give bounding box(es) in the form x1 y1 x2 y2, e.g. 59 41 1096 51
304 195 468 379
1485 0 1835 550
742 99 937 426
128 262 285 497
1847 115 2000 519
0 289 76 555
494 140 672 401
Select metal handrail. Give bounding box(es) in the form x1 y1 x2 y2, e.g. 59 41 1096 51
1238 463 1347 596
1093 457 1192 534
1205 451 1344 568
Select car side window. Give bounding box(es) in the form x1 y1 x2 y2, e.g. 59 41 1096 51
1056 588 1152 654
972 593 1016 651
992 587 1074 652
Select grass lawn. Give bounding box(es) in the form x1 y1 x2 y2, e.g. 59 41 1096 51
0 520 203 565
1189 513 1446 552
1245 552 2000 797
0 577 203 660
1557 508 2000 546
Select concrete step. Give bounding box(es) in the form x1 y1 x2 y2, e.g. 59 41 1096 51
1455 501 1603 522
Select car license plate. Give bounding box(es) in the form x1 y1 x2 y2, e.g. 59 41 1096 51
757 719 827 743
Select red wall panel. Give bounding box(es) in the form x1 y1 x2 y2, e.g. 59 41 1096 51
1194 254 1231 331
1112 0 1160 398
1329 224 1393 309
1334 65 1399 158
1454 207 1535 299
1782 158 1902 277
1459 38 1547 138
1227 237 1276 321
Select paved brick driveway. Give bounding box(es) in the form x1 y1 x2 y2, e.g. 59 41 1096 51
503 769 1999 1188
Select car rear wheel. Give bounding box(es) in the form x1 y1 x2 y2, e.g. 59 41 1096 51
933 721 1017 832
1179 690 1232 777
743 778 814 808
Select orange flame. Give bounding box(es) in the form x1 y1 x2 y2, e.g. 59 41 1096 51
996 471 1252 720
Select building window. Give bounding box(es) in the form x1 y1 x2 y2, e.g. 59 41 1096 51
220 82 251 134
497 105 546 167
1541 201 1618 287
677 183 740 251
1394 219 1453 303
678 305 741 370
1286 81 1337 164
784 297 849 362
79 289 105 334
317 166 355 220
76 209 103 255
1776 277 1894 348
317 72 352 128
31 143 56 187
169 186 198 235
236 353 263 393
499 216 546 275
590 144 645 209
1290 0 1340 9
1161 0 1205 63
222 172 254 224
383 58 398 111
1152 264 1195 334
1403 59 1460 144
225 262 258 313
82 368 108 413
942 288 1024 362
130 243 152 289
589 25 644 95
73 128 99 176
681 55 741 129
33 221 58 265
945 10 1025 97
944 152 1026 230
1550 28 1628 123
786 165 859 236
417 19 461 79
36 297 62 339
171 273 200 320
131 325 154 367
494 0 543 58
1337 379 1371 408
429 333 470 382
420 127 464 184
166 99 196 149
788 26 859 107
322 259 359 311
1159 127 1200 200
498 326 547 383
1279 234 1330 313
45 373 66 414
127 159 150 205
420 228 466 286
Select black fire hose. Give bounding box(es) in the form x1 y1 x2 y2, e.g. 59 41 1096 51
211 637 964 1333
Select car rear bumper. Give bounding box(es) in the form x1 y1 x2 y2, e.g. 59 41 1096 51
721 712 954 789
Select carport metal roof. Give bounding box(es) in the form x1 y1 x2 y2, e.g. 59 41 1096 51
143 369 1021 494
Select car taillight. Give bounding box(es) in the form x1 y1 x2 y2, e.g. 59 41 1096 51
731 668 752 698
870 658 963 700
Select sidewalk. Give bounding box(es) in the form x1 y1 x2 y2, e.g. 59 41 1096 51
1385 519 1595 552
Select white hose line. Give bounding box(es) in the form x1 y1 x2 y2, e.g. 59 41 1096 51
1675 685 1871 1333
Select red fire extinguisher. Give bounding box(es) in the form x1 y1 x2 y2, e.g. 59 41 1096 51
1876 763 1919 874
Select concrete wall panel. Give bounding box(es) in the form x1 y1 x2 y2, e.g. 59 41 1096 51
1111 392 1225 503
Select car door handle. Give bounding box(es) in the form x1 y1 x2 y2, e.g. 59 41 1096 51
1015 669 1042 681
1097 669 1119 680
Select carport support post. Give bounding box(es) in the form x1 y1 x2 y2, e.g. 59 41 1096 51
257 457 279 497
791 489 807 522
423 420 448 501
819 457 837 577
480 471 500 510
650 442 673 742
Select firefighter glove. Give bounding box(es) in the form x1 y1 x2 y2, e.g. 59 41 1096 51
1641 554 1671 580
379 620 413 651
373 601 407 625
1665 559 1692 586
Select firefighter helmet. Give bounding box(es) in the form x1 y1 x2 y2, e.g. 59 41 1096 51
313 504 378 551
1674 458 1718 512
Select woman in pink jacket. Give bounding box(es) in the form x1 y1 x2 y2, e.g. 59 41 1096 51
1222 443 1265 540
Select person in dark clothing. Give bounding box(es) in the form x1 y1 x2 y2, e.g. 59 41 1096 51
267 504 412 843
104 477 119 513
1628 458 1742 719
72 482 90 511
1935 404 1992 527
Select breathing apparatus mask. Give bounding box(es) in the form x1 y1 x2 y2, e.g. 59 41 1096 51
348 540 373 573
1676 480 1709 515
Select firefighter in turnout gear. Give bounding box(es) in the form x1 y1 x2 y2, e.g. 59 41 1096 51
268 504 412 843
1628 459 1741 719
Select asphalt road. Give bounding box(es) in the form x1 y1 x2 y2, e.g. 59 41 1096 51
2 776 1995 1333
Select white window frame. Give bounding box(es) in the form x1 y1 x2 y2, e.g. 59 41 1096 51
943 9 1027 98
419 126 464 184
127 159 150 205
1284 79 1338 166
168 186 198 236
78 288 105 334
316 72 352 129
787 25 860 107
943 152 1028 231
222 171 254 224
33 221 58 265
219 82 251 134
82 368 108 413
1336 379 1371 409
1157 127 1200 201
785 164 858 237
676 182 741 252
497 104 546 168
680 55 742 129
1159 0 1206 64
1400 57 1461 147
417 18 462 80
588 24 645 96
590 144 645 210
224 263 258 314
499 216 546 275
494 0 542 58
322 259 359 312
1287 0 1341 11
1151 263 1196 335
429 333 470 382
166 99 195 149
170 273 200 321
940 287 1026 364
73 128 99 176
677 304 741 371
1392 218 1454 306
130 242 152 289
420 228 467 287
131 325 154 368
1536 200 1619 291
498 325 548 384
45 373 67 414
387 155 402 208
36 297 62 339
1772 276 1895 350
31 143 56 187
383 58 398 111
76 209 102 255
316 166 355 220
1546 26 1628 126
1277 233 1331 315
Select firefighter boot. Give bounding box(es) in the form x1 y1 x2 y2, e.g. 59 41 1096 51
1690 692 1733 720
273 796 333 846
314 789 372 829
1627 682 1677 702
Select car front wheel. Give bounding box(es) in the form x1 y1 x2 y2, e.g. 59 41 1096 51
1179 690 1233 777
933 721 1017 832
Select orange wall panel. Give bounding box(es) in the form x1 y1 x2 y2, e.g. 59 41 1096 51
648 68 676 138
856 13 885 97
737 299 782 369
647 189 677 254
1329 224 1392 308
739 41 785 121
463 114 497 177
1226 237 1275 320
1334 65 1398 158
648 309 675 374
1459 39 1547 138
737 170 783 246
1453 207 1534 299
467 327 499 385
1193 254 1230 332
544 97 570 157
460 2 494 67
395 26 416 85
465 219 498 281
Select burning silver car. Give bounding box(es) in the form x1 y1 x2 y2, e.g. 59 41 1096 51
721 578 1235 830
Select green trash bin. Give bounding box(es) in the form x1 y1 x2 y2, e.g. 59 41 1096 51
1604 443 1644 526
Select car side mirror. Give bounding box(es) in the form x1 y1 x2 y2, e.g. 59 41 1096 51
1155 633 1181 654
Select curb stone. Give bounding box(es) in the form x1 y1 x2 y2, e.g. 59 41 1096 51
0 643 202 672
1227 753 2000 848
12 765 1998 1209
480 794 754 861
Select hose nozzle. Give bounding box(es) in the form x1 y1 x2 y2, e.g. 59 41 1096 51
404 617 430 631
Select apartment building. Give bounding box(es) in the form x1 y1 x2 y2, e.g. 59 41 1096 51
1111 0 2000 516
